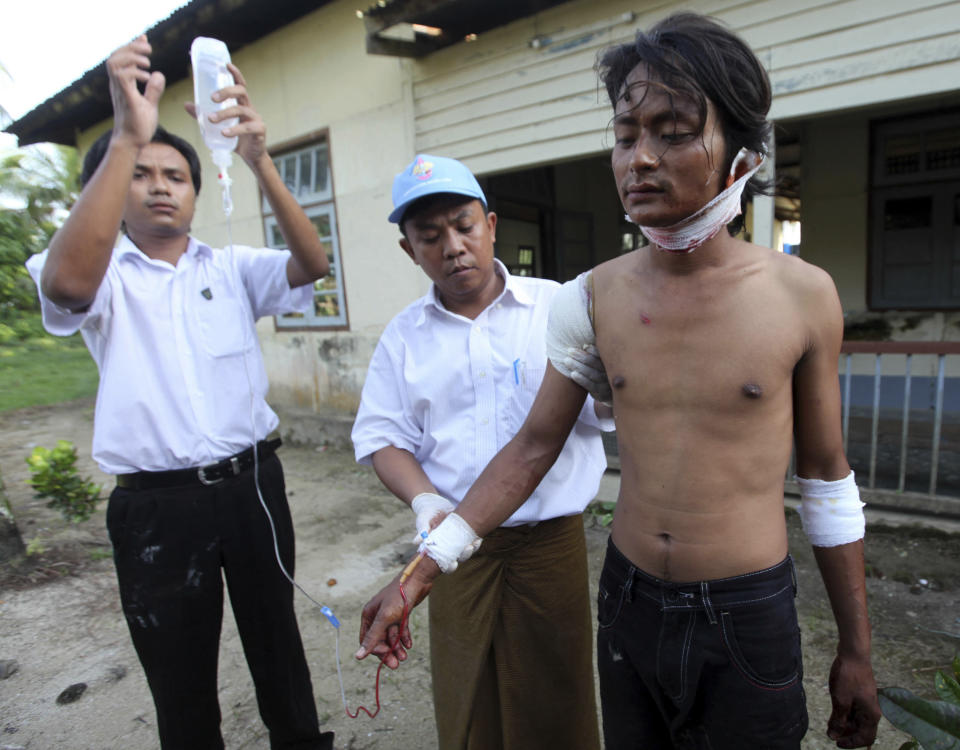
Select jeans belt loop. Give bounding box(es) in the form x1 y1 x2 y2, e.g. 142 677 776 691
700 580 718 625
625 566 635 603
788 554 798 596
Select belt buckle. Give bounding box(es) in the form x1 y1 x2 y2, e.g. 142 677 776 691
197 464 223 486
198 456 242 485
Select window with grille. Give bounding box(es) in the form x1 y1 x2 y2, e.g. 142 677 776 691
262 138 347 327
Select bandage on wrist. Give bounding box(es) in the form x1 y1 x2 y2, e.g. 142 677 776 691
420 513 480 573
795 470 865 547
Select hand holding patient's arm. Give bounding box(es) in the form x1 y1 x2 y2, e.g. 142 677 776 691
564 344 612 406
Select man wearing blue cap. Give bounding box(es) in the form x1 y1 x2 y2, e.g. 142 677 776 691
351 154 612 749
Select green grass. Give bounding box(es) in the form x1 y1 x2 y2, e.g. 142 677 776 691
0 319 98 412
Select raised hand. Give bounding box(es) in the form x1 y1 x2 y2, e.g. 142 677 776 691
185 63 268 168
106 35 164 149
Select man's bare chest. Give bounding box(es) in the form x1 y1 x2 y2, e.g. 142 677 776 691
595 281 804 412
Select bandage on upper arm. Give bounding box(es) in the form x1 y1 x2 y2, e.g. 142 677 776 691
546 272 596 381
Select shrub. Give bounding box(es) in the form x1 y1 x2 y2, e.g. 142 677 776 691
25 440 102 523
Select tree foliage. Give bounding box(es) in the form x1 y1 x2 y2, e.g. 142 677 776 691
0 143 79 338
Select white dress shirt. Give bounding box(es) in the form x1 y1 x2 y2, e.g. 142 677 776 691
27 235 311 475
352 260 612 526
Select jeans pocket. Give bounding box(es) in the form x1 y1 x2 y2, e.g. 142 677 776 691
719 596 801 690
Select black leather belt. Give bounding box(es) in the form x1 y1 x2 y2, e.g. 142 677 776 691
116 438 281 490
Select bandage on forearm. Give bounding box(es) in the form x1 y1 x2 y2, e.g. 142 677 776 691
420 513 480 573
546 273 597 381
795 471 865 547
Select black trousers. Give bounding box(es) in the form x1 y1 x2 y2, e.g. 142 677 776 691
106 452 332 750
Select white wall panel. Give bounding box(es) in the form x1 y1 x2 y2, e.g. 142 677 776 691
409 0 960 168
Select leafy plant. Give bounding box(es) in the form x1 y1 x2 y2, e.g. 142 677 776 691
587 500 616 527
25 536 46 556
879 655 960 750
25 440 102 523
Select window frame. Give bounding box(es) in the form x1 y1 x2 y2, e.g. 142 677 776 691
262 131 349 330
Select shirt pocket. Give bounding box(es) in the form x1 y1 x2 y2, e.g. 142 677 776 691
192 279 253 358
503 363 546 433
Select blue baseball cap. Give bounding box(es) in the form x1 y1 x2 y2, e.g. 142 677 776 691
388 154 487 224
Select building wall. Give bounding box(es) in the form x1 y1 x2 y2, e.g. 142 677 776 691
410 0 960 172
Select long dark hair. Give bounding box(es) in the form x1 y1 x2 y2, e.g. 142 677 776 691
597 13 773 232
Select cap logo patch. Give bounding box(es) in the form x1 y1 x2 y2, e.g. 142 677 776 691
412 157 434 181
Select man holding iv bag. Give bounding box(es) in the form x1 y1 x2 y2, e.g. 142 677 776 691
25 35 332 749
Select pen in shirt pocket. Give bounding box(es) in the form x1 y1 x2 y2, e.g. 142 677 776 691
512 358 525 386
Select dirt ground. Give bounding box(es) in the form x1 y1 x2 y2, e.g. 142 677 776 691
1 399 959 750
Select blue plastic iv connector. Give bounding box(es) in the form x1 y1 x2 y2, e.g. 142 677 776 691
320 605 340 629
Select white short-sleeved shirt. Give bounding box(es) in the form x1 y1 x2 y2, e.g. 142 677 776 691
351 260 612 527
26 235 312 475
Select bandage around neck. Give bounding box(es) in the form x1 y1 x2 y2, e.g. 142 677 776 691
545 272 595 380
636 148 764 254
420 512 481 573
795 471 865 547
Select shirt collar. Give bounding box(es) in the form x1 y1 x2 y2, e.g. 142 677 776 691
116 234 212 263
498 259 535 307
417 258 534 326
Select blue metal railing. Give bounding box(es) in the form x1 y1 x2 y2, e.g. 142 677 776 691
840 342 960 498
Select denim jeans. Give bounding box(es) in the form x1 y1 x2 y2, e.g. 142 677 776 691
596 538 808 749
